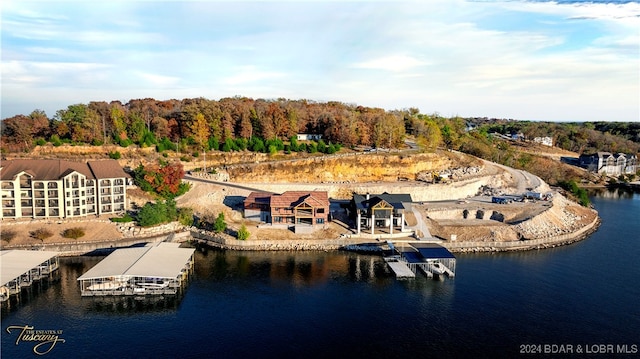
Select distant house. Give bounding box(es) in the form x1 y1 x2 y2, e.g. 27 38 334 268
0 159 129 219
296 134 322 141
578 152 638 176
533 137 553 147
350 193 413 235
243 191 329 233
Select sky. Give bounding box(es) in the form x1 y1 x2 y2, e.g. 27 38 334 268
1 0 639 122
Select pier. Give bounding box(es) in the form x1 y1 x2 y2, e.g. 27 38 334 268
77 242 195 297
384 242 456 279
384 256 416 278
1 250 59 302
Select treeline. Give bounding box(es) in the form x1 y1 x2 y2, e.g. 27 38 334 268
1 97 407 152
2 97 637 160
473 120 640 154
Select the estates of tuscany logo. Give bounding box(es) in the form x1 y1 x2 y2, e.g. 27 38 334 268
5 324 66 355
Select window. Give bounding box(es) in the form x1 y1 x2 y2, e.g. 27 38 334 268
317 208 325 214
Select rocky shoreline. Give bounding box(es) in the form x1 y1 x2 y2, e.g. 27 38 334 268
2 213 600 256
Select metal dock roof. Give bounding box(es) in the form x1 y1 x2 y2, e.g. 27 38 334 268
1 250 59 286
77 243 195 281
411 242 456 259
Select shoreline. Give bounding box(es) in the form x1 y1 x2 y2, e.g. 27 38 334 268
2 212 600 256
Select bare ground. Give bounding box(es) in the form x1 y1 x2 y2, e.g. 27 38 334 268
1 217 124 248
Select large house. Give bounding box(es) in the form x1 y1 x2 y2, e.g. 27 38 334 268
1 159 129 219
244 191 329 233
578 152 638 176
350 193 413 235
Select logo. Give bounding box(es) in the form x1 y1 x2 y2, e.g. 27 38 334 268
5 324 66 355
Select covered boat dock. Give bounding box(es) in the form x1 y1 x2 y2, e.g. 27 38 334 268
77 242 195 297
390 242 456 279
1 250 59 302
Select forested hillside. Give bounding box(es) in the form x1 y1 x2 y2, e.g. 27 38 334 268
1 97 638 182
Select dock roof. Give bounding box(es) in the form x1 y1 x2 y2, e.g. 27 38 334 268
411 243 456 259
1 250 59 286
77 243 195 281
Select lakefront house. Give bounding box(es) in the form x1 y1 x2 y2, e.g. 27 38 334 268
0 159 129 219
350 193 413 235
578 152 638 176
244 191 329 233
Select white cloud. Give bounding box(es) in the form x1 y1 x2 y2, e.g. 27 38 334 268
135 72 181 87
1 1 638 122
352 55 428 72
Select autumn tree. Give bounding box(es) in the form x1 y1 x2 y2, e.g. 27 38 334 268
55 104 102 143
133 161 189 198
2 115 34 148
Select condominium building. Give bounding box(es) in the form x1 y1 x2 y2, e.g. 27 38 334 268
1 159 129 219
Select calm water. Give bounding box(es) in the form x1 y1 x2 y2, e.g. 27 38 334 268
2 190 639 358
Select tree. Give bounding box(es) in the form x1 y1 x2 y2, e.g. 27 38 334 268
134 161 188 198
55 104 102 143
237 223 250 240
214 212 226 233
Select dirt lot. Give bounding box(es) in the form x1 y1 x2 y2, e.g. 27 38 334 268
1 217 124 247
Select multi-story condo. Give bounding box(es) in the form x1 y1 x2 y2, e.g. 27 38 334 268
1 159 129 219
578 152 638 176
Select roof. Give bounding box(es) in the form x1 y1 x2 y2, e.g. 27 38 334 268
411 242 456 259
246 191 329 208
77 243 195 281
0 159 126 181
1 250 59 286
353 193 413 210
244 192 272 205
400 250 424 264
87 160 129 179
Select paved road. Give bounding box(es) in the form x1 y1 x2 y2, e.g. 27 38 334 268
409 204 433 239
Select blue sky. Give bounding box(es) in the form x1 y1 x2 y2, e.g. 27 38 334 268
2 0 639 122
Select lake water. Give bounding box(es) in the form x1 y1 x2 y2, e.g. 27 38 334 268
2 189 639 358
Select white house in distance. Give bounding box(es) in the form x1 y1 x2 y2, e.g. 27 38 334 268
296 134 322 141
1 159 129 219
533 137 553 147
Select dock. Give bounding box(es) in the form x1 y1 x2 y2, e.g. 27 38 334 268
384 257 416 278
77 242 195 297
1 250 59 302
384 242 456 280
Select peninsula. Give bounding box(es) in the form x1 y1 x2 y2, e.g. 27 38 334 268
1 144 599 255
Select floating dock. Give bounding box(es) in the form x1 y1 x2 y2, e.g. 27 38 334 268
1 250 59 302
77 242 195 297
384 256 416 278
385 242 456 280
